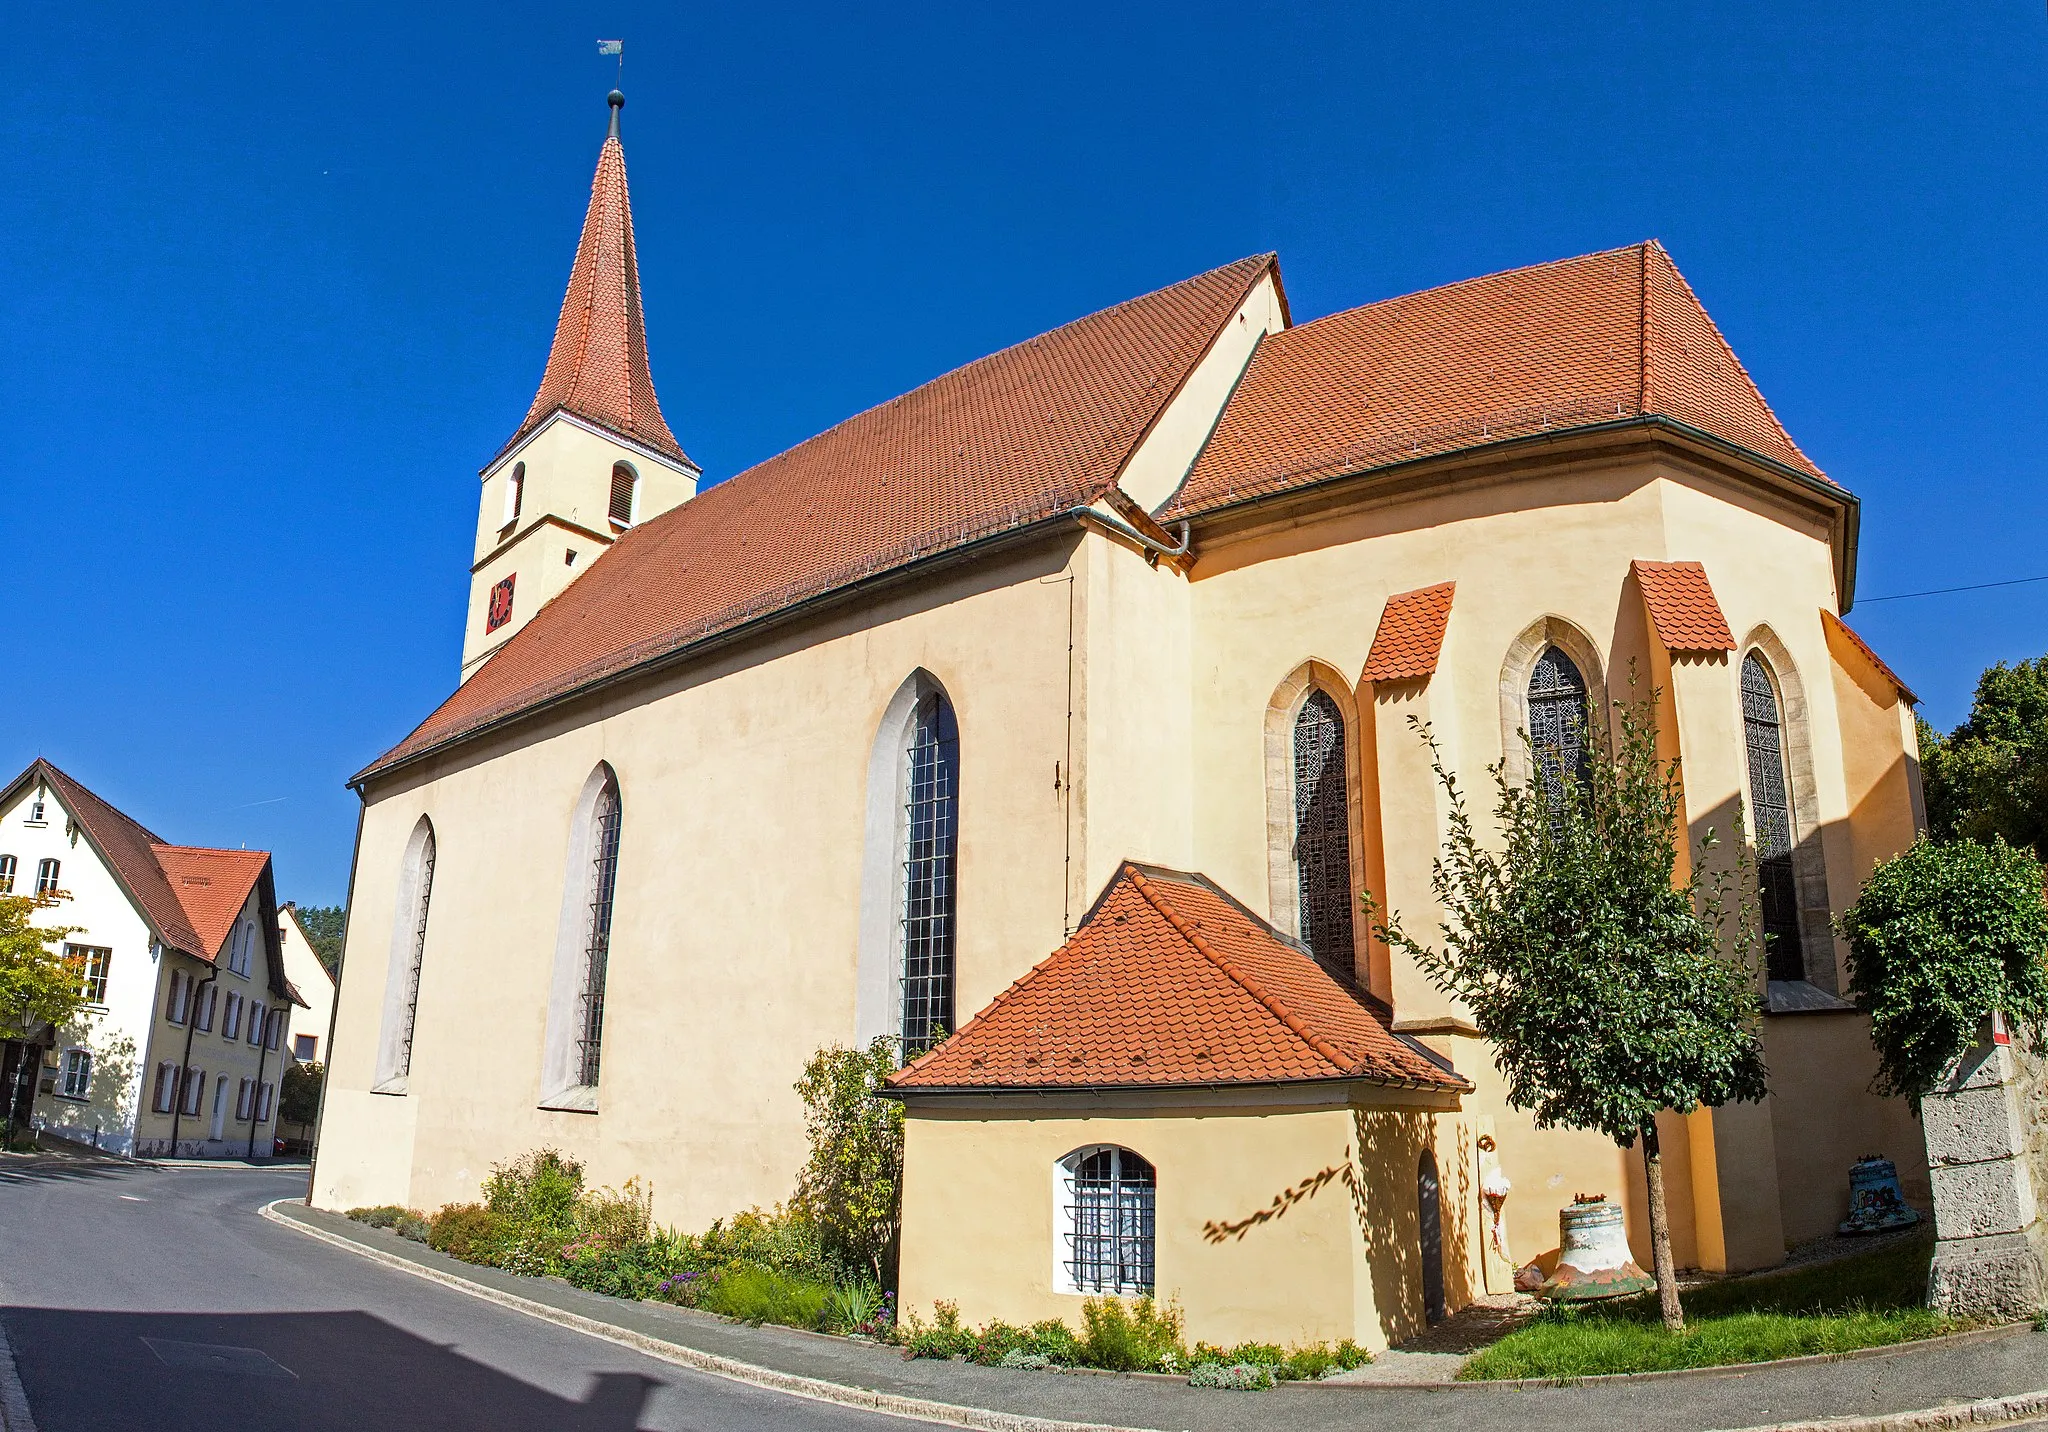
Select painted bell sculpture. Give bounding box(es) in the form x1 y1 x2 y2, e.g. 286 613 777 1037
1838 1155 1921 1235
1538 1195 1656 1301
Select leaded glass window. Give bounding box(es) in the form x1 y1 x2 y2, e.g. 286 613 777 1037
901 692 959 1051
1292 690 1355 975
395 830 435 1079
1062 1147 1155 1295
1743 654 1805 981
578 780 622 1087
1528 647 1591 802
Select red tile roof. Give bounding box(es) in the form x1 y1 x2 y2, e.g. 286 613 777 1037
1822 610 1919 705
362 255 1278 780
888 863 1468 1094
1362 582 1455 683
8 760 273 965
500 103 686 467
1632 560 1735 652
1166 241 1825 519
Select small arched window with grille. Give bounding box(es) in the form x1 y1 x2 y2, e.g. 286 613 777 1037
1292 690 1355 975
901 691 959 1051
1057 1146 1156 1296
1528 647 1592 802
608 463 637 527
578 777 624 1087
1743 653 1805 981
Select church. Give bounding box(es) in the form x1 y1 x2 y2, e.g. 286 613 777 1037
311 91 1929 1348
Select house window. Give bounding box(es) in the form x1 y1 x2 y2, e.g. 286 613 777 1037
248 1002 266 1046
195 983 217 1032
29 797 46 823
180 1067 206 1117
60 1048 91 1100
293 1034 318 1062
578 779 623 1087
227 918 256 977
1528 646 1592 801
256 1083 275 1123
223 992 242 1041
235 1079 253 1121
1291 690 1355 975
1743 653 1806 981
608 462 637 526
165 971 189 1025
69 945 112 1004
153 1063 179 1113
901 690 959 1050
1057 1147 1156 1296
265 1009 283 1051
0 855 14 893
35 858 60 894
507 461 526 523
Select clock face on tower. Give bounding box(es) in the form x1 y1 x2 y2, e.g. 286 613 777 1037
486 575 517 633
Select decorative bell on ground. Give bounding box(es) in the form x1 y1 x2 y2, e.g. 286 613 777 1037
1838 1155 1921 1235
1538 1195 1656 1301
1477 1134 1513 1263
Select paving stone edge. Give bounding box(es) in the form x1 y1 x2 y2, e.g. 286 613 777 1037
1709 1388 2048 1432
259 1200 1152 1432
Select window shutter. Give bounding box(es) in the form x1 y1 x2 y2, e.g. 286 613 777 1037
608 464 636 525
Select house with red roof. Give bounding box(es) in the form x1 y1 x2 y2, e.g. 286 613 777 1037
1 761 304 1158
312 90 1929 1347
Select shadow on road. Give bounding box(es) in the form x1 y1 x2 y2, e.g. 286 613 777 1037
4 1307 661 1431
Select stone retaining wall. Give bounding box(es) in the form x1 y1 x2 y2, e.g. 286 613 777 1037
1924 1025 2048 1319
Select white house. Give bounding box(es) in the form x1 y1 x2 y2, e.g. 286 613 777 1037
1 760 306 1158
278 903 335 1065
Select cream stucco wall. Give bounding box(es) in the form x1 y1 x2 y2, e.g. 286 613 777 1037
280 905 336 1064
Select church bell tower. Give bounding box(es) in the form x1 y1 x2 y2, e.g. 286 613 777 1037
461 89 699 682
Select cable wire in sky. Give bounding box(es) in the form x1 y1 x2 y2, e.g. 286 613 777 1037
1860 574 2048 604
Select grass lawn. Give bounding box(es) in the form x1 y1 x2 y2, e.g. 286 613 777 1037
1458 1235 1960 1380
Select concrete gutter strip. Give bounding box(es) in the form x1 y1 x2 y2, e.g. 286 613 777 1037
1712 1390 2048 1432
260 1201 1150 1432
0 1312 38 1432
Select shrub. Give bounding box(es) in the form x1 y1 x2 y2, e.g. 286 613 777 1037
1000 1350 1052 1371
692 1206 839 1285
347 1205 429 1241
1842 836 2048 1100
822 1280 886 1336
483 1147 584 1228
576 1177 653 1251
1188 1361 1275 1391
791 1038 905 1284
698 1264 833 1329
428 1203 506 1263
899 1300 977 1360
1077 1295 1184 1372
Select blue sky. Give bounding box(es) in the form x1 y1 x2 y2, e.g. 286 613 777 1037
3 2 2044 906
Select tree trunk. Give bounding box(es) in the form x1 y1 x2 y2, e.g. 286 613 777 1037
1639 1120 1684 1332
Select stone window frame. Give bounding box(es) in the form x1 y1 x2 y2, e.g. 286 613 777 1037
1498 616 1611 789
1262 661 1371 981
539 763 623 1111
1735 627 1837 991
371 815 437 1095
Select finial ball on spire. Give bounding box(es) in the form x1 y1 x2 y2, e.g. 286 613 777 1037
609 89 625 109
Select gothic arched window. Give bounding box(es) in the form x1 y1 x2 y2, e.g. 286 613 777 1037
1057 1146 1156 1296
901 691 959 1050
1292 690 1354 975
507 461 526 523
374 817 436 1091
608 462 637 527
1743 653 1805 981
578 776 623 1086
1528 646 1592 801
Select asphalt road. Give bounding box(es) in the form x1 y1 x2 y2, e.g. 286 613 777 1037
0 1160 927 1432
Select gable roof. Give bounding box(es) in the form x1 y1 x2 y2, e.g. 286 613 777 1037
501 97 686 467
1362 582 1455 683
888 863 1467 1095
1633 560 1735 652
361 255 1278 781
1167 241 1825 518
4 759 272 965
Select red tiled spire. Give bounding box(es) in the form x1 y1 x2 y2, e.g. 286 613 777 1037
503 91 687 466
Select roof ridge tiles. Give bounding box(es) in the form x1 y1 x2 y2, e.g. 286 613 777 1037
1125 866 1355 1076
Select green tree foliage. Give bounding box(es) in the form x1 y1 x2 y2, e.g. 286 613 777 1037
1 889 85 1138
292 904 346 973
791 1037 905 1285
1839 836 2048 1101
280 1060 323 1126
1919 656 2048 858
1376 683 1768 1331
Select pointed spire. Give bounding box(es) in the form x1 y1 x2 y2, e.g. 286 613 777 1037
504 91 688 465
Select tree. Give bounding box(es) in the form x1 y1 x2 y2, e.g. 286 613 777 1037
1374 682 1768 1333
1839 836 2048 1102
292 905 346 973
1 889 85 1141
791 1037 905 1287
1920 656 2048 859
280 1061 324 1128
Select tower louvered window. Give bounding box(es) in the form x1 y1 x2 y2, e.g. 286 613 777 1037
1743 654 1805 981
609 463 636 526
900 691 959 1051
1528 647 1592 802
1292 690 1354 975
1062 1147 1155 1295
395 830 436 1079
578 780 622 1087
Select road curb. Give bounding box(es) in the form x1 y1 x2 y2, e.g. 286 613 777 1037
1710 1388 2048 1432
0 1311 38 1432
258 1200 1153 1432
